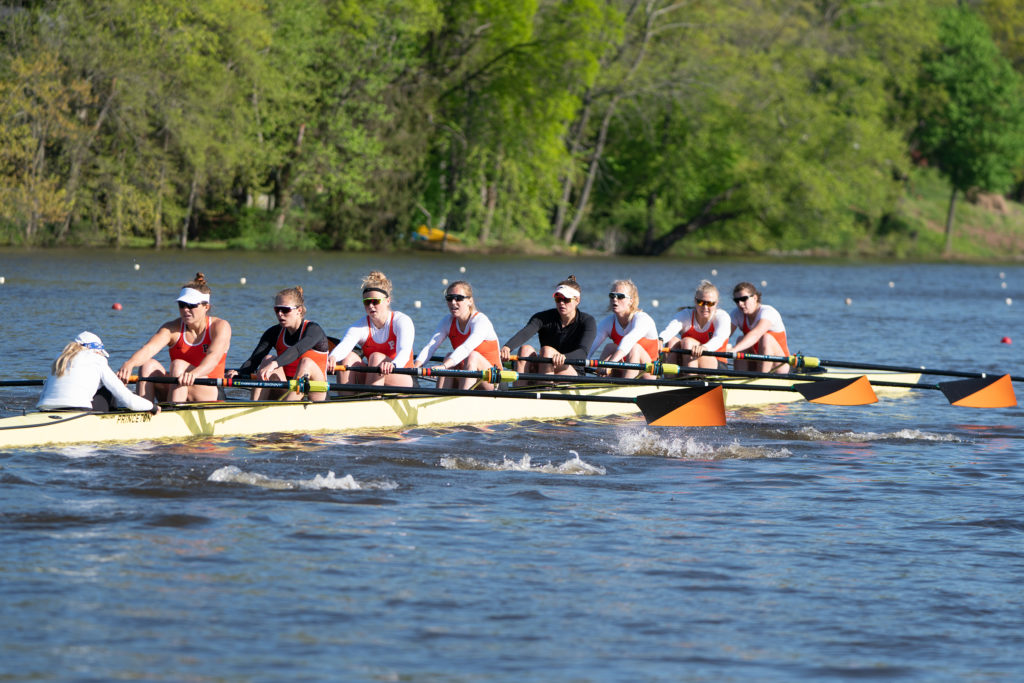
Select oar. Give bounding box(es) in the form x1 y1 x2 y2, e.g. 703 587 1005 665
0 379 46 387
337 364 878 406
671 348 1017 408
135 375 726 427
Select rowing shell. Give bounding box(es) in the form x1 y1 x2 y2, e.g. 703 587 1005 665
0 371 920 449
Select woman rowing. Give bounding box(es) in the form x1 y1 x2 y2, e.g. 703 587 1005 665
588 279 659 379
38 331 158 413
329 271 415 388
728 281 790 374
227 286 330 401
499 275 596 381
659 280 731 370
414 280 501 390
117 273 231 402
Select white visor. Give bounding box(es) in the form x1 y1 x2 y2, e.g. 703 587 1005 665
176 287 210 305
553 285 578 299
75 331 109 357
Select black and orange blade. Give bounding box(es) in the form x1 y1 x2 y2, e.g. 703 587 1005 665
795 376 877 405
636 386 726 426
939 374 1017 408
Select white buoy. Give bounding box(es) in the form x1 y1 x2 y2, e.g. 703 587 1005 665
889 281 895 288
1006 297 1013 306
441 278 449 286
1001 282 1007 289
1000 272 1006 279
711 269 718 276
845 297 852 305
459 266 466 273
651 299 659 308
133 263 140 271
760 280 767 287
414 300 421 309
0 276 5 284
240 277 247 285
307 265 313 272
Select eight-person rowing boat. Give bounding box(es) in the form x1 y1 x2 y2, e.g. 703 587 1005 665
3 270 1016 449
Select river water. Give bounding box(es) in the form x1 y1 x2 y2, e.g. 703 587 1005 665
1 249 1022 681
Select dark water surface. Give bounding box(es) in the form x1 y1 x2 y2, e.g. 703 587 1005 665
1 249 1022 681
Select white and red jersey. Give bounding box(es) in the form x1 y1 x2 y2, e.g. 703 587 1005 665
330 311 415 367
660 308 731 353
729 304 789 355
589 311 659 359
416 311 500 367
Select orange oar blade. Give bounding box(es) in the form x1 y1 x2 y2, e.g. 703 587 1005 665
636 386 726 427
795 376 878 405
939 374 1017 408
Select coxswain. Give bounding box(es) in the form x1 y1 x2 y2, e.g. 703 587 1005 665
38 331 158 413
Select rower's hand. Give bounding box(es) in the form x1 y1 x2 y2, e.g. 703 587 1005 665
691 345 705 358
552 352 566 367
256 361 279 381
178 371 196 387
500 346 511 362
379 361 395 375
225 369 238 379
413 359 424 369
117 364 134 384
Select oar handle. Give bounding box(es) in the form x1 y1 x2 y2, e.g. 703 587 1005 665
509 354 683 376
668 347 820 368
335 364 517 384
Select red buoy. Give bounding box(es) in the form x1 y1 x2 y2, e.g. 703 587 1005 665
112 302 123 311
1000 336 1011 344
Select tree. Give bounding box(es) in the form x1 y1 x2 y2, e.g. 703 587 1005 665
914 5 1024 255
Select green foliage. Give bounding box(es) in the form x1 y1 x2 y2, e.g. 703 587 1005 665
0 0 1022 259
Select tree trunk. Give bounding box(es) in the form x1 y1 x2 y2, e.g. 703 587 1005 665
275 123 305 232
57 80 117 244
943 185 957 256
181 173 198 249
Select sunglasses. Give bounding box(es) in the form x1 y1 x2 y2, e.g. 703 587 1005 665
445 294 468 302
733 295 752 304
608 292 629 301
178 301 202 310
695 299 718 307
362 298 383 306
273 305 298 314
553 294 575 304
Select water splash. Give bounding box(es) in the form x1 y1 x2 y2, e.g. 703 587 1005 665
208 465 398 491
439 451 605 475
617 428 791 460
779 426 961 443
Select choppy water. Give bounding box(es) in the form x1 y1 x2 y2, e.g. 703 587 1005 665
1 249 1022 681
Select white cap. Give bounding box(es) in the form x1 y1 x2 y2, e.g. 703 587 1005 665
75 331 109 357
176 287 210 305
553 284 579 299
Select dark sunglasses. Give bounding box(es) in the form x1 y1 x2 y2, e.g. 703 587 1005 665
273 305 298 314
178 301 202 310
553 295 574 304
733 295 752 304
362 298 383 306
695 299 718 307
608 292 628 300
445 294 468 302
